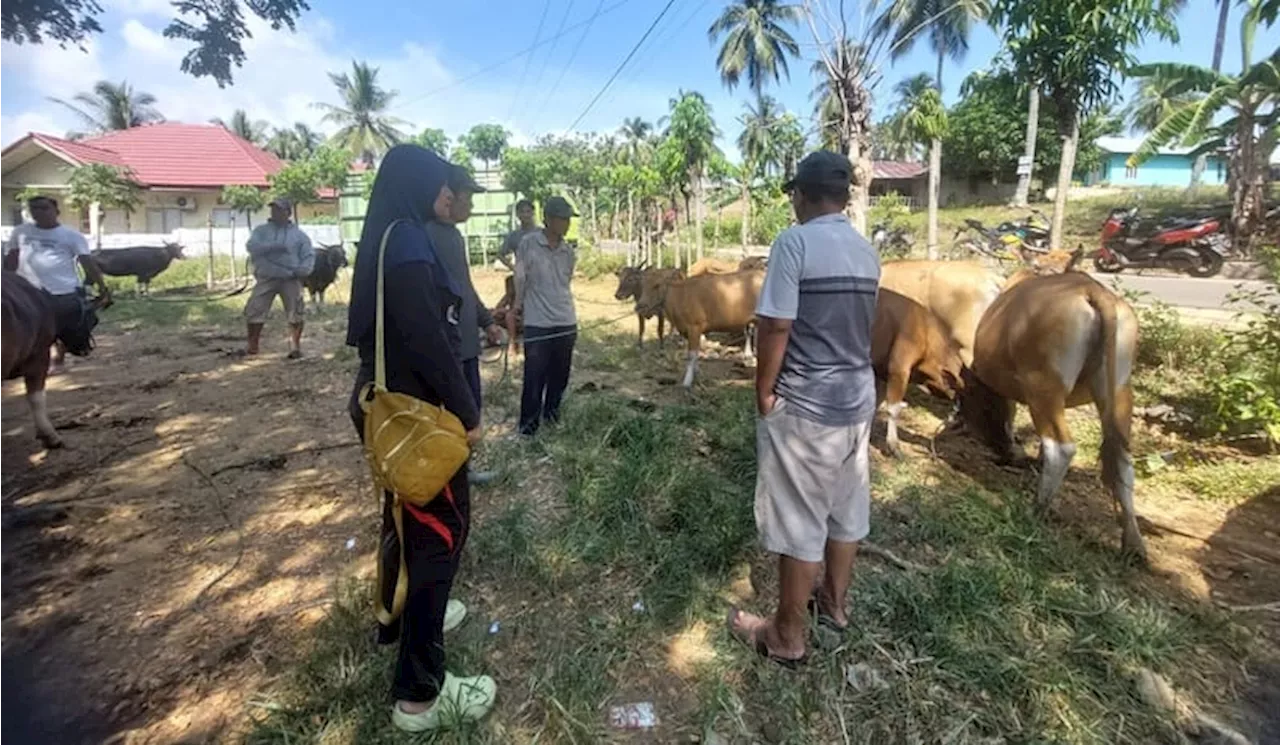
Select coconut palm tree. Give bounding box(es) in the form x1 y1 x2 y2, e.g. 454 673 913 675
873 0 985 256
738 94 784 176
663 92 721 261
314 60 409 164
890 73 946 257
49 80 163 136
265 123 323 160
619 117 654 164
1126 72 1202 133
707 0 802 97
809 38 875 230
212 109 269 145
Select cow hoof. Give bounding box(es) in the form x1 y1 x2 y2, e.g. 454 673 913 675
39 435 65 450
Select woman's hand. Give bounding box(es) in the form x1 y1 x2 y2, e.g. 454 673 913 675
466 426 484 446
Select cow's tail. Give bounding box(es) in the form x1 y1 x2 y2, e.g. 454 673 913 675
1089 287 1128 491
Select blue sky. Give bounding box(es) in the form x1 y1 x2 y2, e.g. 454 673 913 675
3 0 1277 159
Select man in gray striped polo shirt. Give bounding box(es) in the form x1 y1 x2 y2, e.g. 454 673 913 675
729 151 880 666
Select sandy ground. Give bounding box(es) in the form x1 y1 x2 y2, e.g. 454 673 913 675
2 269 1277 744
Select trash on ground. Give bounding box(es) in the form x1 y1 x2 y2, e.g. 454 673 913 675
844 662 887 692
488 621 501 635
608 701 658 729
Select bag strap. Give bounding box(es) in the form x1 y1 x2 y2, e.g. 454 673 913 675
373 219 405 392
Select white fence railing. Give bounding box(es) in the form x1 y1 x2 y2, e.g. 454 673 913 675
0 224 343 257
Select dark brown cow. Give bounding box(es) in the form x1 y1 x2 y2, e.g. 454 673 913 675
2 271 62 448
960 272 1145 562
614 263 682 347
872 289 965 455
304 244 349 304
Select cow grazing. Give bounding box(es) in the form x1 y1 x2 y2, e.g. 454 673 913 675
93 243 185 295
872 289 965 455
879 260 1004 366
2 272 62 448
637 268 764 387
304 244 349 304
959 272 1145 562
614 263 683 347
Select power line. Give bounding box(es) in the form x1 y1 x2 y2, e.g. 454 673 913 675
562 0 680 134
527 0 577 102
533 0 607 120
507 0 554 121
391 0 635 115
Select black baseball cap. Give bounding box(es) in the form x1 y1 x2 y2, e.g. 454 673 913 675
544 195 577 219
783 150 853 192
449 165 486 194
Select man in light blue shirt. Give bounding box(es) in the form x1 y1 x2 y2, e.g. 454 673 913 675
245 197 315 358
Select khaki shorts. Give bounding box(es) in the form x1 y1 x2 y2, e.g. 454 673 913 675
754 398 872 562
244 277 305 325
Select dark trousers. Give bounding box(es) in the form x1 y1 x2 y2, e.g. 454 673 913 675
519 325 577 435
349 375 470 703
463 356 482 412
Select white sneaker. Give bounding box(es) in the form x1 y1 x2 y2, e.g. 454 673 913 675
391 673 497 732
443 599 467 633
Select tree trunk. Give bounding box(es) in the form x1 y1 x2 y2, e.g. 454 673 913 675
927 137 941 259
589 189 598 243
695 175 704 261
206 217 216 289
611 196 620 239
627 191 635 244
1049 111 1080 251
1212 0 1230 73
1012 85 1040 207
655 207 663 268
1232 107 1263 256
741 180 751 250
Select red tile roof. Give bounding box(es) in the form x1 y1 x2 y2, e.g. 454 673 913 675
78 123 284 188
27 133 130 169
873 161 928 179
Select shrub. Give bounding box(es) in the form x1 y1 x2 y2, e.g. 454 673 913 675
575 247 626 279
1204 286 1280 445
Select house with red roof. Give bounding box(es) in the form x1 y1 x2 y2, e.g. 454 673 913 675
1 122 337 235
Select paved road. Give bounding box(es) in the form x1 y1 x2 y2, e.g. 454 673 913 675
1087 273 1275 310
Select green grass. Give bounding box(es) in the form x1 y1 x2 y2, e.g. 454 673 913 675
244 328 1261 744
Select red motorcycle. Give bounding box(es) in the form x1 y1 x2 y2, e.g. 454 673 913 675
1094 206 1227 278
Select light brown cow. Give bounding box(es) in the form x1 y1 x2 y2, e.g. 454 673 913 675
2 271 62 448
614 263 683 347
872 289 965 455
959 272 1145 562
879 260 1004 365
637 268 765 387
687 257 741 276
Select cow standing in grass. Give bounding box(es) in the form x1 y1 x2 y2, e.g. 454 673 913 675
93 243 185 295
303 244 349 304
614 262 682 348
878 260 1003 366
959 272 1146 563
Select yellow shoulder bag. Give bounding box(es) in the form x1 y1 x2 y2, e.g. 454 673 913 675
359 219 471 624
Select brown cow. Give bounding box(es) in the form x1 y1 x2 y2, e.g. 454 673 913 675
879 260 1004 365
1 271 62 448
959 272 1145 562
687 257 739 276
614 263 683 347
637 268 764 387
872 289 965 455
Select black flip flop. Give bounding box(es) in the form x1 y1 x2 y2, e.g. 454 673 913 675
727 608 808 669
808 594 849 633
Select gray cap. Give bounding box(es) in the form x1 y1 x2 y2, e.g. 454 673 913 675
544 195 577 219
449 164 486 194
268 196 293 211
783 150 853 192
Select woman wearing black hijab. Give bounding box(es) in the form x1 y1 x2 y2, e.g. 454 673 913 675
346 144 496 732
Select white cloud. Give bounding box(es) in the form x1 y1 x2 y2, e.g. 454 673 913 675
120 19 179 60
1 111 62 145
103 0 175 16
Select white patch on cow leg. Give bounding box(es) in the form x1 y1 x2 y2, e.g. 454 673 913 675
1037 438 1076 508
885 401 907 456
742 326 755 359
27 389 61 448
681 350 698 388
1113 451 1146 561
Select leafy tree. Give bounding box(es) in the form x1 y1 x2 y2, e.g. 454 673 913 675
1126 71 1202 133
49 80 162 136
220 185 267 226
65 164 142 246
3 0 309 87
738 95 784 178
1130 4 1280 250
462 124 510 170
212 109 269 145
450 144 476 174
708 0 801 96
315 60 408 165
662 91 721 261
266 146 351 213
501 146 558 203
265 123 322 160
991 0 1180 248
413 127 450 154
619 117 654 164
891 73 947 256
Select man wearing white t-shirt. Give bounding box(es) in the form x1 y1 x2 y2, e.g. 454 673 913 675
3 195 112 370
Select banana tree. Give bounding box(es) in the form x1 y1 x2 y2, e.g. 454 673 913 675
1130 10 1280 253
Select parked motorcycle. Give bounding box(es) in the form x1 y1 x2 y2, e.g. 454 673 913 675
1093 206 1227 278
870 221 914 256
